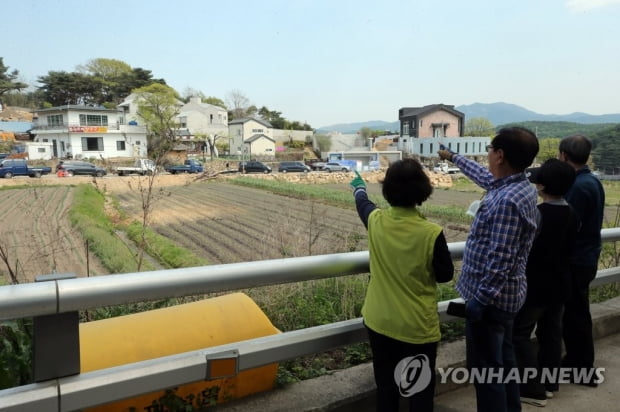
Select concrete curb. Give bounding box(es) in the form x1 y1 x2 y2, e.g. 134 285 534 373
216 297 620 411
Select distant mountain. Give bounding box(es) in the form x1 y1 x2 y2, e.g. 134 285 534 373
457 102 620 126
316 102 620 132
315 120 399 135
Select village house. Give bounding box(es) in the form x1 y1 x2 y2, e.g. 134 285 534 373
228 117 276 160
31 105 148 159
398 104 490 158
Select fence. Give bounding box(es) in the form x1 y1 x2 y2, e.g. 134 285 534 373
1 229 620 411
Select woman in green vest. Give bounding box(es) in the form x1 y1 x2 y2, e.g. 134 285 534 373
351 159 454 412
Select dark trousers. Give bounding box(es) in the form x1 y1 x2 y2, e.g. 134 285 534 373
465 304 520 412
365 325 437 412
513 301 564 395
562 264 597 368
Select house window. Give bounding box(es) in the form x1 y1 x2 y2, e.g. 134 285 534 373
79 114 108 126
252 128 264 133
117 141 126 150
403 122 409 136
420 120 423 127
179 117 187 128
38 148 46 153
419 143 423 154
47 114 63 126
82 137 104 151
465 143 469 153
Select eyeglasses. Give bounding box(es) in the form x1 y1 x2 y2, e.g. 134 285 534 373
486 145 494 151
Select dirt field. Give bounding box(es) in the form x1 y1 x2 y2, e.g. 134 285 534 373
0 172 477 282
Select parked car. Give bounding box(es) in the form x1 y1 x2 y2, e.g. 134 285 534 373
278 161 311 173
164 159 203 174
238 161 272 174
56 160 107 177
0 158 52 178
323 162 350 172
305 160 327 171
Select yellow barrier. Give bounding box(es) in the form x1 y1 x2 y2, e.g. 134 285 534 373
80 293 280 411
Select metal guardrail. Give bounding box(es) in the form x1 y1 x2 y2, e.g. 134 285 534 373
0 229 619 411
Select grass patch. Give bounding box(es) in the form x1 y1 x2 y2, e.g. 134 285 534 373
69 184 149 273
125 221 209 268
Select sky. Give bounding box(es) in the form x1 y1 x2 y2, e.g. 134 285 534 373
3 0 620 127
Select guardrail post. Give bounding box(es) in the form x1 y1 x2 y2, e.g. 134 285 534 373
32 273 80 382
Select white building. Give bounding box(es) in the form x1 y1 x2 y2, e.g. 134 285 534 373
176 97 228 138
31 105 148 159
228 117 276 159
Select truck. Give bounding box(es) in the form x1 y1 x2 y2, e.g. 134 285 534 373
165 159 204 174
433 162 460 174
115 158 157 176
0 158 52 178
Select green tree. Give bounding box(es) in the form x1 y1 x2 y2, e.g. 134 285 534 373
259 106 286 129
37 71 100 106
203 96 226 109
592 125 620 174
134 83 181 159
0 58 28 97
359 127 372 140
464 117 495 136
536 137 561 163
315 134 332 154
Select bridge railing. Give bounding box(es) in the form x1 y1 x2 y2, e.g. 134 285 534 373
1 228 620 411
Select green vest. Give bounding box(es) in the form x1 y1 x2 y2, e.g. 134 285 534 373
362 207 443 344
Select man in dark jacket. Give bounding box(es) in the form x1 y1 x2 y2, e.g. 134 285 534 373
558 134 605 387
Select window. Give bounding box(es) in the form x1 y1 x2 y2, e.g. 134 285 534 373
81 137 104 151
252 128 264 133
79 114 108 126
419 143 423 154
37 148 46 153
47 114 63 126
403 122 409 135
179 117 187 128
117 141 126 150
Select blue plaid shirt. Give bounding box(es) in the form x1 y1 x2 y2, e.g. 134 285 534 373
452 154 539 313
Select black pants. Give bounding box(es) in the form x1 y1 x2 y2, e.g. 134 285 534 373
562 264 597 369
365 325 437 412
513 300 564 395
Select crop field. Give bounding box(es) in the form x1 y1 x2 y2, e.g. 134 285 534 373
0 173 479 283
3 172 618 284
0 183 108 283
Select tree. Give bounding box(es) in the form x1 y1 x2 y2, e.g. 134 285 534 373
0 58 28 97
134 83 181 159
464 117 495 136
537 137 561 163
203 96 226 109
226 89 252 119
37 71 100 106
592 125 620 174
359 127 372 140
131 83 182 270
314 134 332 154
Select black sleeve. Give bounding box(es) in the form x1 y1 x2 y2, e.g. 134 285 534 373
432 231 454 283
353 189 377 229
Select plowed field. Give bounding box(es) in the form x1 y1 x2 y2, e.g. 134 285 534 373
0 173 478 282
